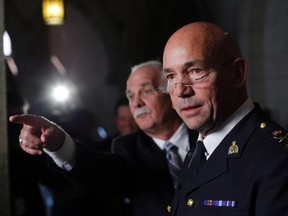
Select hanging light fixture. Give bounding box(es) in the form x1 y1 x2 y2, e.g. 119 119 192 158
42 0 65 25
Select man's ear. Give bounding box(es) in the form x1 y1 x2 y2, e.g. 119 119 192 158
232 58 247 88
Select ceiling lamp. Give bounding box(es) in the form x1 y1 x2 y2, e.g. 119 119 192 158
42 0 65 25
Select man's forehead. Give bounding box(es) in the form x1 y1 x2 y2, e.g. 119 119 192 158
163 59 207 71
126 81 153 92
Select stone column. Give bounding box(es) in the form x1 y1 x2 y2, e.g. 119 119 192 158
0 0 11 214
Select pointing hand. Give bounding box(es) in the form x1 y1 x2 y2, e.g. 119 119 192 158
9 114 65 155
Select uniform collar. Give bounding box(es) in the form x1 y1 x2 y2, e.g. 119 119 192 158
203 98 254 159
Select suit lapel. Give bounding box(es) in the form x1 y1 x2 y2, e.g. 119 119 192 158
137 133 175 203
137 129 199 205
182 107 263 194
183 140 229 193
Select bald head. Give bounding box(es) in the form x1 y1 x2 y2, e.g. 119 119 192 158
164 22 242 67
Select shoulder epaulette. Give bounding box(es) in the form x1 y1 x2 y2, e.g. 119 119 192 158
272 129 288 150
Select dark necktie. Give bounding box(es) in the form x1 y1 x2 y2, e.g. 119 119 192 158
164 142 182 188
195 140 206 174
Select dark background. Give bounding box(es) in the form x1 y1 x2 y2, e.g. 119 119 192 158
4 0 288 139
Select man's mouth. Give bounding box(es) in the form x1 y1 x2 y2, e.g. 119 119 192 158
136 112 149 118
181 105 201 116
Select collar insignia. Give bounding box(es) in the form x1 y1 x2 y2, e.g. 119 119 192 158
273 130 288 150
228 141 239 155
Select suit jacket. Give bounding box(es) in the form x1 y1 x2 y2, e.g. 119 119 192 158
68 128 198 216
170 105 288 216
93 133 120 152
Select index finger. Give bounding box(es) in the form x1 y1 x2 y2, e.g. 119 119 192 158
9 114 50 128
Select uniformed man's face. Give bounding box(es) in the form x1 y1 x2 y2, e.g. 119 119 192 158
163 33 237 137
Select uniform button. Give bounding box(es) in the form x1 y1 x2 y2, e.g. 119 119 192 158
167 205 172 213
260 122 267 128
187 198 195 208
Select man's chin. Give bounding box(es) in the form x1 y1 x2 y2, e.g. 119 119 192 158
138 122 153 132
184 118 204 131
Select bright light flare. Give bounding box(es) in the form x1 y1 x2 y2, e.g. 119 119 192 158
3 31 12 56
42 0 64 25
52 85 70 102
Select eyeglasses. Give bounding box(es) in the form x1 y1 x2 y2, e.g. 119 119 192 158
157 58 236 94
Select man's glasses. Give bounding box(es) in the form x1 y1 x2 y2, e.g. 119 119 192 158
157 58 236 94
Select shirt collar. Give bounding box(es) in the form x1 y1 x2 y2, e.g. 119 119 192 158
153 123 188 149
152 123 189 160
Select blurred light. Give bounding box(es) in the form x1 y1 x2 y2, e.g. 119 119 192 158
6 57 19 76
38 183 54 215
3 31 12 56
97 127 107 139
42 0 64 25
51 55 67 76
52 85 69 102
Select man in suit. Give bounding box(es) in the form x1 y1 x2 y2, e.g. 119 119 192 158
161 21 288 215
10 60 198 216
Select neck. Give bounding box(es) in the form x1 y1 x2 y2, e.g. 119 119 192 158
146 117 183 140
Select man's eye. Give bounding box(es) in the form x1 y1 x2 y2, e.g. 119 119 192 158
191 68 203 74
166 73 175 80
127 94 134 101
189 68 208 79
143 88 153 94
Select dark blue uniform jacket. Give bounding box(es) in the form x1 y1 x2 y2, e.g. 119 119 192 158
170 105 288 216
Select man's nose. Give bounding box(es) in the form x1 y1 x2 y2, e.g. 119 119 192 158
174 82 194 97
131 94 145 107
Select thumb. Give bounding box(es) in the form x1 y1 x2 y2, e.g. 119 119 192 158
40 123 66 151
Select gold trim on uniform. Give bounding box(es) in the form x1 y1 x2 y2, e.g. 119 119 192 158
260 122 267 129
273 130 288 143
167 205 172 213
273 130 283 137
187 198 194 208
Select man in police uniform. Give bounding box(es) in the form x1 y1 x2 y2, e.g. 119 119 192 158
162 21 288 215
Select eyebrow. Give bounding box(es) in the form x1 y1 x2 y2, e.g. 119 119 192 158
140 81 152 87
126 81 153 94
163 60 206 74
